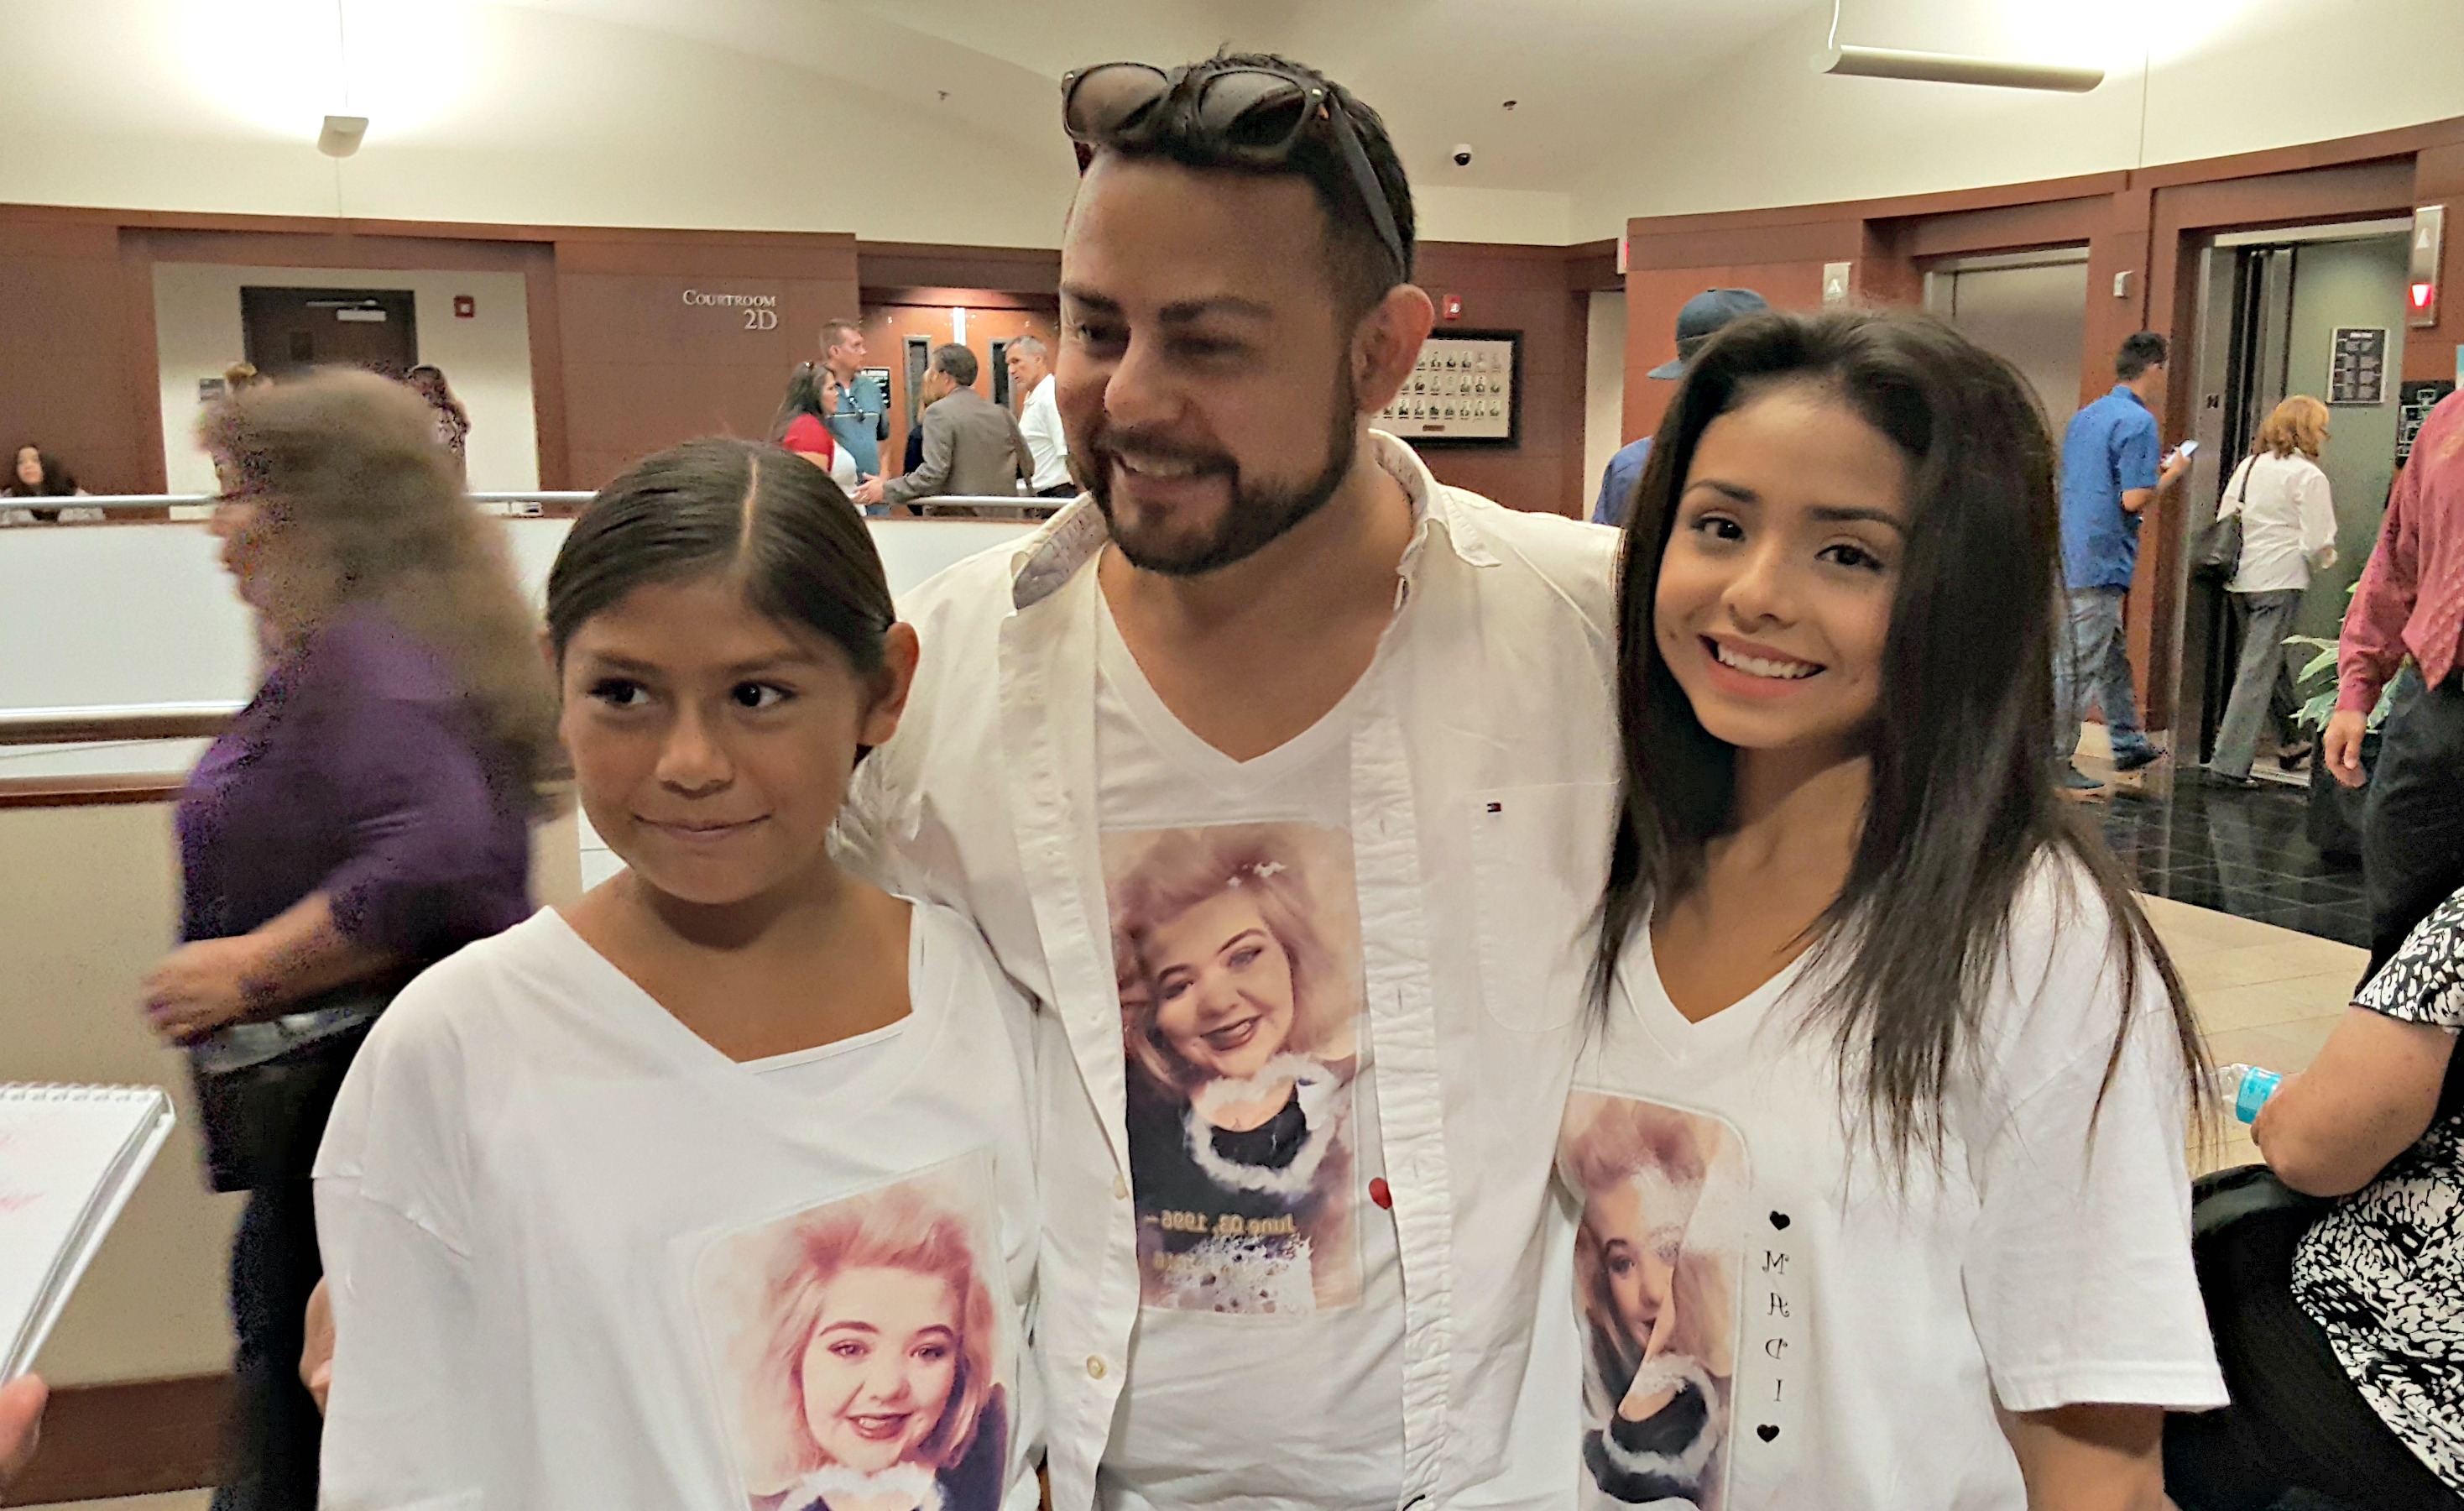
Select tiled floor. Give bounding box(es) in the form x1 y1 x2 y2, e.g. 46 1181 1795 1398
2070 729 2371 949
33 905 2360 1508
2144 892 2366 1173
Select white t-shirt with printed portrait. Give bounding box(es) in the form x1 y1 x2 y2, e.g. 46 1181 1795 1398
313 902 1044 1511
1559 861 2226 1511
1092 595 1408 1511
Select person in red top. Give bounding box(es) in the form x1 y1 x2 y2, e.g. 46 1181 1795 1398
770 363 861 494
2326 387 2464 980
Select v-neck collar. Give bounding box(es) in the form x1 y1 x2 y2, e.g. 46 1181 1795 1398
1617 923 1814 1064
1093 582 1369 789
530 906 937 1127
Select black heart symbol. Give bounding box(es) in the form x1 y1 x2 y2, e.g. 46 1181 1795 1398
1757 1424 1780 1442
1768 1211 1791 1230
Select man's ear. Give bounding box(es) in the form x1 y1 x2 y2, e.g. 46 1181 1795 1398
1354 285 1437 417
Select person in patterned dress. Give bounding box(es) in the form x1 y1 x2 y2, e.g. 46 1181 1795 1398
2165 883 2464 1510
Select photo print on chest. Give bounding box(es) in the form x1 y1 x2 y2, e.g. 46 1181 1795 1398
1105 821 1368 1315
1561 1090 1754 1510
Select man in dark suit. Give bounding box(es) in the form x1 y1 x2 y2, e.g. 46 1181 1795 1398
855 344 1033 512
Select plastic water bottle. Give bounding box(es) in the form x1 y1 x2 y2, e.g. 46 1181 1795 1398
2216 1064 2284 1125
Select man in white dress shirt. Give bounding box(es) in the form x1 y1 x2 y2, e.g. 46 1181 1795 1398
1009 335 1076 498
838 52 1617 1511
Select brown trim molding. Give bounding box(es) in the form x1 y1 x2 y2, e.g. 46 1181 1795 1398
0 775 187 809
0 711 235 745
8 1372 229 1503
855 242 1062 295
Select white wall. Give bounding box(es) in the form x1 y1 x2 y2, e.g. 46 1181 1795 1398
153 263 541 494
1582 290 1628 511
0 516 1031 723
1569 0 2464 237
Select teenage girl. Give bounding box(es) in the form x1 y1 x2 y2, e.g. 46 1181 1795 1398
313 440 1041 1511
1564 308 2225 1510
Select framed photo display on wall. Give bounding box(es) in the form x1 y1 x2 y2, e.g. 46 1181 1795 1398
1376 331 1520 447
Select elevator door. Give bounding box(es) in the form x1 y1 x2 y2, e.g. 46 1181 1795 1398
2174 227 2412 766
1923 252 2090 424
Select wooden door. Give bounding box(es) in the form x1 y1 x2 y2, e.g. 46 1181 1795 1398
240 287 420 379
859 302 1057 479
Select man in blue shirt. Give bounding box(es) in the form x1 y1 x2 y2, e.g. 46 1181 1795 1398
1591 289 1768 525
2054 331 2190 790
818 317 890 487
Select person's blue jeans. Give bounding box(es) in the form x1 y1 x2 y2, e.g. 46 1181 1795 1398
2054 587 2155 764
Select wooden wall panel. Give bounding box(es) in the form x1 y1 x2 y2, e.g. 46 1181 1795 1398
549 231 862 489
1621 260 1830 446
1409 243 1588 516
2409 143 2464 382
0 221 157 493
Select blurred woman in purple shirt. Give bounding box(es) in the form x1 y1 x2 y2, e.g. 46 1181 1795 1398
140 370 560 1511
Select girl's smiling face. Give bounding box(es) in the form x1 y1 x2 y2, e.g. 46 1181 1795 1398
557 572 911 907
1652 382 1910 766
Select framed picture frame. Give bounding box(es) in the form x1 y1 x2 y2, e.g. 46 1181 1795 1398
1377 331 1521 447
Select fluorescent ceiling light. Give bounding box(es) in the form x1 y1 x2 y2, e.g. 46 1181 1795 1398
1816 44 2105 91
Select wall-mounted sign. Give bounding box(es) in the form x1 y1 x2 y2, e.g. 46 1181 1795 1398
2397 379 2455 468
1376 332 1518 447
2328 326 2388 405
682 287 780 331
196 377 227 404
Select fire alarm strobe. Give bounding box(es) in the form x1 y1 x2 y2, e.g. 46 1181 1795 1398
453 295 476 319
1439 293 1464 322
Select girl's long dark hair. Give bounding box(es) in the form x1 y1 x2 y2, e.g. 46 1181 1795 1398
1592 307 2206 1159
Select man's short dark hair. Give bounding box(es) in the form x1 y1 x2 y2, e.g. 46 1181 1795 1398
932 343 979 389
2116 331 2169 380
1090 52 1415 322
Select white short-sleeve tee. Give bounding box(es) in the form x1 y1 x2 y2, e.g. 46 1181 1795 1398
313 902 1044 1511
1091 598 1407 1510
1559 862 2225 1511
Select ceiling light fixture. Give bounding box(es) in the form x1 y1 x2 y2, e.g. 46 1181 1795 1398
318 114 368 157
1815 0 2106 93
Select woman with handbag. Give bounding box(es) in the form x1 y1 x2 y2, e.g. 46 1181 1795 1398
141 370 560 1511
2206 395 2340 785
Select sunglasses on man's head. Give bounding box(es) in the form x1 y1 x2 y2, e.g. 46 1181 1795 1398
1060 60 1408 283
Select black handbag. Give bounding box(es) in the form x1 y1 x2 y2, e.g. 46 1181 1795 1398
2192 457 2253 587
186 983 394 1193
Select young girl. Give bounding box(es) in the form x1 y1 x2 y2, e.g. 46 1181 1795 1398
313 439 1041 1511
1567 309 2226 1510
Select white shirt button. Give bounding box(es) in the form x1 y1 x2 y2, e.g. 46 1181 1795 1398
1086 1355 1109 1379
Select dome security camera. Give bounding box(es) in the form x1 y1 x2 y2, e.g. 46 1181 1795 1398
1450 144 1474 167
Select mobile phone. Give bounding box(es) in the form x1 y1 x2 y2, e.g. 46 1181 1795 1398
2174 439 2200 460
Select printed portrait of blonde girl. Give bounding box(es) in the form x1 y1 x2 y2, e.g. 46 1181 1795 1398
729 1180 1010 1511
1563 1093 1746 1511
1109 822 1365 1313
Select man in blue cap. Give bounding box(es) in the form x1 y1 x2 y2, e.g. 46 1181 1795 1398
1590 287 1769 526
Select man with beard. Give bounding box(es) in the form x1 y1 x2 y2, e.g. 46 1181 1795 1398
838 54 1618 1511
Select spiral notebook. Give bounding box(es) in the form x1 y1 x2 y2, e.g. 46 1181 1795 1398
0 1084 175 1378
